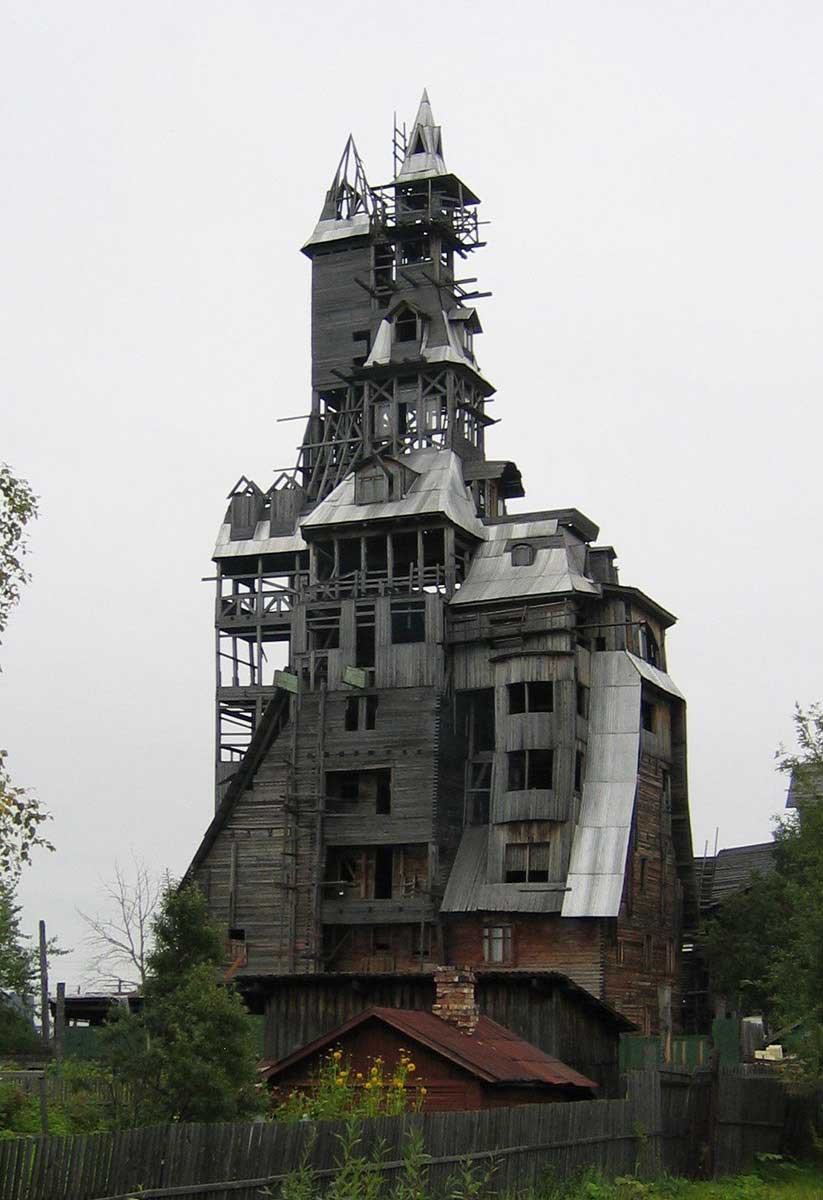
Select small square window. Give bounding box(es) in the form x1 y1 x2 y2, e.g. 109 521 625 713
507 749 554 791
510 543 535 567
483 925 512 964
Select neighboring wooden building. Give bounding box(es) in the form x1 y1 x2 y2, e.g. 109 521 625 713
184 92 697 1045
262 969 597 1111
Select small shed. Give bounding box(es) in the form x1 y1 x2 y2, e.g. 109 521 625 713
261 1004 597 1111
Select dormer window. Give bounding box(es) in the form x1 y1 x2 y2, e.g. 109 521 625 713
394 309 418 343
511 543 535 567
355 468 389 504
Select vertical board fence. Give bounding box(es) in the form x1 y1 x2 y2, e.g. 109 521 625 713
0 1069 791 1200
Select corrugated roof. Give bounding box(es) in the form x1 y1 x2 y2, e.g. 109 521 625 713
261 1006 597 1091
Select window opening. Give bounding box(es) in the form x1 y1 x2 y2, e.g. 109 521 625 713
228 927 245 942
504 841 550 883
483 925 512 964
508 681 553 714
339 538 361 576
391 530 418 581
325 771 360 811
375 769 391 815
574 750 585 793
366 696 378 730
395 310 418 343
641 701 655 733
307 607 340 651
576 684 589 719
595 635 607 651
507 749 554 791
391 599 425 644
639 856 648 894
366 536 388 574
355 604 376 668
374 847 394 899
511 543 535 567
638 622 660 668
345 697 358 731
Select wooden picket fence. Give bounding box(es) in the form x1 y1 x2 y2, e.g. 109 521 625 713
0 1068 790 1200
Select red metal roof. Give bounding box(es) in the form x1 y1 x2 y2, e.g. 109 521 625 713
261 1006 597 1091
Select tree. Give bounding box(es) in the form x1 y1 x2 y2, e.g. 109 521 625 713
704 705 823 1068
102 882 263 1124
702 866 789 1020
0 462 52 875
77 856 163 990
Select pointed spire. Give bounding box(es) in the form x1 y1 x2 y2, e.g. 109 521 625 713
397 89 447 181
303 135 375 252
320 135 373 222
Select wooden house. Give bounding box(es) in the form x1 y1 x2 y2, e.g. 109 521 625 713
262 968 597 1111
184 92 697 1049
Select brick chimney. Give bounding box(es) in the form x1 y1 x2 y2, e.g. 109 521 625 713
432 966 479 1035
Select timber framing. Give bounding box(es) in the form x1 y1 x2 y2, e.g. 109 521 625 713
185 91 699 1043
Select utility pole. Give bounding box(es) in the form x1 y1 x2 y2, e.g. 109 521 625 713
38 920 50 1048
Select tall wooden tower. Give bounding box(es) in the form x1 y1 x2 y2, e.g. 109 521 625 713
188 93 697 1051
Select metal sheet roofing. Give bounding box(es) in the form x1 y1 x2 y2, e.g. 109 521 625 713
261 1006 597 1091
450 522 599 608
213 524 308 560
562 652 642 919
301 448 483 539
562 651 687 918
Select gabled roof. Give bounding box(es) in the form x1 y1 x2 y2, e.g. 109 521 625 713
261 1006 597 1091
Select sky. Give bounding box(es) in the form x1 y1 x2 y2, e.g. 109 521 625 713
2 1 822 991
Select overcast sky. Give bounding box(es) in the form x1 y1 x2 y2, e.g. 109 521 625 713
3 1 822 990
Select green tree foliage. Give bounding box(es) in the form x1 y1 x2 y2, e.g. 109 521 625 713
102 882 263 1124
703 705 823 1066
702 867 789 1020
0 462 52 876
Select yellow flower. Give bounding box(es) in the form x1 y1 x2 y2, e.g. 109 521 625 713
394 1079 404 1088
364 1081 372 1090
336 1077 345 1086
407 1063 416 1072
332 1050 342 1061
355 1072 363 1081
420 1087 427 1096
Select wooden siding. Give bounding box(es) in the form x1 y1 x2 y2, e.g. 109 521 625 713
260 974 622 1093
604 747 683 1034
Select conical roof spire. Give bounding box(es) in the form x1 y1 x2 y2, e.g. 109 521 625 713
303 135 374 252
319 135 373 221
396 89 447 181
